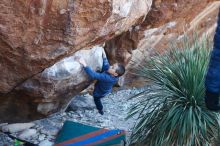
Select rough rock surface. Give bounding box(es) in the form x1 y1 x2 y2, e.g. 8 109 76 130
125 1 220 86
68 94 96 111
1 123 35 133
0 0 152 94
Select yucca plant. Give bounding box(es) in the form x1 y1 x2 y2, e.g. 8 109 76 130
127 35 220 146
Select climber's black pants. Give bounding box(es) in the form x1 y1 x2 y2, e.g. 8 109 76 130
93 96 104 111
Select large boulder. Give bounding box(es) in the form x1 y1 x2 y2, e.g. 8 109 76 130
0 0 152 94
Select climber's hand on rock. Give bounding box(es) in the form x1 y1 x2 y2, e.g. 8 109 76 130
79 58 87 67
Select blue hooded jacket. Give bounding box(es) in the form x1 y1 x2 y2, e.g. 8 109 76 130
83 58 119 97
205 11 220 94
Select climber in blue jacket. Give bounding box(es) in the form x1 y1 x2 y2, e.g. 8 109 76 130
78 49 125 115
205 10 220 111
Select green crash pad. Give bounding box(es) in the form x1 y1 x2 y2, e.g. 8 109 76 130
55 121 126 146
